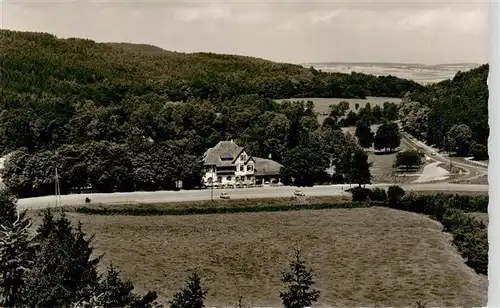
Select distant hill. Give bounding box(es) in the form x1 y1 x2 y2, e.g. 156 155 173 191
303 62 482 85
105 42 176 55
400 64 489 149
0 29 423 103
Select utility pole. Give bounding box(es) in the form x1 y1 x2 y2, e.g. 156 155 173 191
54 167 61 207
211 182 214 202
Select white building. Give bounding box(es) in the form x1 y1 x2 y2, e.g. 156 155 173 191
202 140 283 187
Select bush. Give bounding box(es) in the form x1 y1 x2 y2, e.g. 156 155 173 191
368 188 387 202
350 187 371 202
387 185 405 207
440 208 487 275
470 142 488 160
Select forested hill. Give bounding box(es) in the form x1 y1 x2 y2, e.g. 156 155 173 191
399 64 489 157
0 29 422 103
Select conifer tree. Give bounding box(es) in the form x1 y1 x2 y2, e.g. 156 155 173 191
25 212 101 307
0 212 34 307
97 263 161 308
280 248 320 308
169 270 207 308
0 190 18 227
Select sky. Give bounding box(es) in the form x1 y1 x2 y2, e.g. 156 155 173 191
0 0 489 64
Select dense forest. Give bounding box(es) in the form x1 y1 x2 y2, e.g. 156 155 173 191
0 29 488 197
399 64 489 159
0 29 422 103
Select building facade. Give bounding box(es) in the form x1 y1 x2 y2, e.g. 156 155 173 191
202 140 283 187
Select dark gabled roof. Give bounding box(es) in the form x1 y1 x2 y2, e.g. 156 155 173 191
203 141 243 166
253 157 283 176
203 142 283 175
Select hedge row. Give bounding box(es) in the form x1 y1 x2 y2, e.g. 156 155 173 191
76 201 383 216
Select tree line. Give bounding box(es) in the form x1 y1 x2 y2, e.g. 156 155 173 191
398 65 489 160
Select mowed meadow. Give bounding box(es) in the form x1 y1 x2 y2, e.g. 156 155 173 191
30 207 487 307
276 96 402 123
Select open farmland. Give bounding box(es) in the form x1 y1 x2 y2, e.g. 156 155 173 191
30 207 487 307
276 96 402 123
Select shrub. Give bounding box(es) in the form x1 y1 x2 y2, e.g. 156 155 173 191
350 187 371 202
369 188 387 202
387 185 405 207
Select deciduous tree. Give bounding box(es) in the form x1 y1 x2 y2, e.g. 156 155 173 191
374 122 401 152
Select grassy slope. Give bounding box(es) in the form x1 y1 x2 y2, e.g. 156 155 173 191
30 208 486 307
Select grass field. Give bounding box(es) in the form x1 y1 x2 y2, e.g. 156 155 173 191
342 125 426 184
278 96 402 124
30 207 487 307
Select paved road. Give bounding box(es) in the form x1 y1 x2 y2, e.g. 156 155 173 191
401 133 488 182
413 161 450 183
17 183 488 211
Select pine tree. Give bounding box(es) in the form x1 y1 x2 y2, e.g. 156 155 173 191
0 190 18 227
169 270 207 308
280 248 320 308
97 263 161 308
0 211 34 307
25 212 102 307
35 208 55 241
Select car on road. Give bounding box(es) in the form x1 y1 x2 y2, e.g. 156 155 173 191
219 192 230 199
294 189 305 196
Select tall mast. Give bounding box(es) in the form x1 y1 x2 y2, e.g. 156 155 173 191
55 167 61 207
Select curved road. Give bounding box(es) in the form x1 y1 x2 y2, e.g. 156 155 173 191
17 183 488 211
401 132 488 182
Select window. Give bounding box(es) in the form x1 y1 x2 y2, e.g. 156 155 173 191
221 153 233 161
247 165 253 171
207 177 213 184
217 176 222 183
235 176 240 182
241 155 247 161
240 165 244 172
227 176 232 181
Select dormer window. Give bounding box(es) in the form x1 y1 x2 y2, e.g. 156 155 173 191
240 155 246 161
221 153 233 161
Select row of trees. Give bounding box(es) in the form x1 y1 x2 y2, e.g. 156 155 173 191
398 65 489 160
339 101 399 127
355 121 401 152
0 190 321 308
